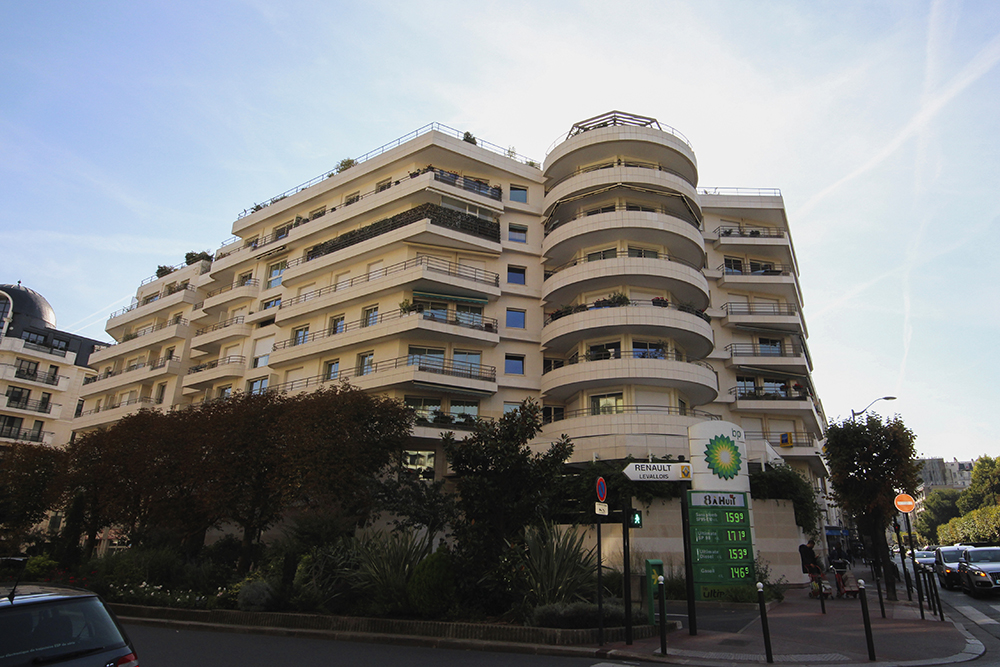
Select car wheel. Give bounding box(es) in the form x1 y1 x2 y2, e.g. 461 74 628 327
939 575 948 590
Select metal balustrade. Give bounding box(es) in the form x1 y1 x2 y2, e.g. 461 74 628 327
726 343 803 357
541 403 719 424
195 316 246 337
715 225 785 239
546 250 702 278
543 201 701 236
0 426 52 443
77 395 159 417
545 298 710 326
268 354 496 393
83 355 180 385
717 263 793 276
110 285 198 319
7 365 62 385
541 350 714 374
6 397 55 414
186 355 246 375
729 386 811 401
722 302 798 316
206 279 260 298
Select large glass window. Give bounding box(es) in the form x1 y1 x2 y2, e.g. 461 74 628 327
329 315 345 334
737 376 756 396
758 338 783 356
451 399 479 417
456 304 484 327
509 224 528 242
588 341 621 360
325 359 340 380
509 186 528 203
453 350 482 376
633 341 665 359
406 396 441 421
416 299 448 321
357 352 375 376
587 248 617 262
266 260 287 289
591 393 624 415
292 326 310 346
362 305 379 327
507 266 526 285
506 309 526 329
248 377 268 394
408 346 444 370
724 257 744 274
505 354 524 375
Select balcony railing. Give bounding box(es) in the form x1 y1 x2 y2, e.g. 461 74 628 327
236 122 539 219
718 263 793 276
546 250 702 279
0 426 52 443
82 354 181 385
544 201 701 236
413 410 482 431
195 316 246 337
268 354 496 393
697 187 782 197
726 343 803 358
8 365 62 385
100 317 189 348
273 308 497 352
541 403 719 424
22 341 67 357
551 111 692 153
288 203 500 270
6 397 54 414
206 278 260 298
77 395 159 418
110 285 198 319
545 298 709 326
730 386 811 401
715 225 785 239
542 350 714 374
187 355 246 375
544 158 693 194
722 302 798 316
280 256 499 309
430 168 502 200
744 430 820 447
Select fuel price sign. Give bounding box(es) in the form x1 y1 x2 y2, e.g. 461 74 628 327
687 491 754 600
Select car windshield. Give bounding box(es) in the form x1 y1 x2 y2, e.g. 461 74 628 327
939 549 961 561
968 549 1000 563
0 597 128 667
915 551 934 558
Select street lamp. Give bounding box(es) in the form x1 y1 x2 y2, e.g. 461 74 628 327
851 396 896 422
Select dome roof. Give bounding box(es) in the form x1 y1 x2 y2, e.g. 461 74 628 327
0 283 57 329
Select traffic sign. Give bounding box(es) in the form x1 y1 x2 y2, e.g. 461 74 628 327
596 476 607 502
623 462 692 481
894 493 916 513
630 508 643 528
595 502 608 516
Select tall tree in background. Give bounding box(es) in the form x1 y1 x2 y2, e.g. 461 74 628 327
825 413 918 601
0 442 66 551
914 488 962 543
957 456 1000 515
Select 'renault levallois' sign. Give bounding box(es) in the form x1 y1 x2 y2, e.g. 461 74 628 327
623 462 692 481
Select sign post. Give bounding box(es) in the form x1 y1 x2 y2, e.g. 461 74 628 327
895 493 924 618
596 477 606 646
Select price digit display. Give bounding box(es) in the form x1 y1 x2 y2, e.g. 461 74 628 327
688 491 754 598
726 528 748 542
730 565 751 579
728 546 749 561
725 511 744 523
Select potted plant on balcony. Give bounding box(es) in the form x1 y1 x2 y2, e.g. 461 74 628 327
651 296 669 308
156 265 174 278
432 410 454 425
399 299 416 315
550 305 573 321
483 321 496 332
606 292 631 307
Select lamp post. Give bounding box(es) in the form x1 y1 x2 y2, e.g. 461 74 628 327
851 396 896 422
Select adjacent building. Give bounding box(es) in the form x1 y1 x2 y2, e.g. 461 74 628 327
0 283 103 450
71 112 829 517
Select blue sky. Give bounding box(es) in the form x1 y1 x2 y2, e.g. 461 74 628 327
2 1 997 461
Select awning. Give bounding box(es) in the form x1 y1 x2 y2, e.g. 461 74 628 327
412 382 495 396
413 291 488 305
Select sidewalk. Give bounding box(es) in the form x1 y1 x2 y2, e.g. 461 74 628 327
594 588 984 665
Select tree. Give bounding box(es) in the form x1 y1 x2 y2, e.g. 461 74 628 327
957 456 1000 515
0 442 66 551
749 463 822 536
914 488 962 543
825 414 918 600
441 399 572 612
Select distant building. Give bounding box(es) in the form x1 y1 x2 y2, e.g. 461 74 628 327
0 283 104 449
914 457 974 513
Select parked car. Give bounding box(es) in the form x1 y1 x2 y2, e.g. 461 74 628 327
935 546 964 589
958 546 1000 598
0 582 139 666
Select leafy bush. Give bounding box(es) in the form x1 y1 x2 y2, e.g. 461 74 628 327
335 158 357 173
749 464 822 536
86 548 184 591
293 539 358 613
184 251 213 265
516 522 596 607
238 578 274 611
350 530 428 616
527 599 642 628
24 555 58 581
155 265 174 278
407 547 456 618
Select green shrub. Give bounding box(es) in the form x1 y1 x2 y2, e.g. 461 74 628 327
238 578 274 611
517 522 596 607
407 548 456 618
24 555 58 581
293 539 359 613
351 530 428 616
87 548 184 591
527 600 642 629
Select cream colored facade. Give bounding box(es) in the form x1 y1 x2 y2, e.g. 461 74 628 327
74 113 830 509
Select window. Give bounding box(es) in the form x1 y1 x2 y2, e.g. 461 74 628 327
586 204 616 216
503 402 520 414
507 266 526 285
506 309 526 329
22 331 46 345
50 338 68 351
542 406 565 423
591 392 624 415
453 350 482 376
266 260 287 289
248 378 268 394
217 385 232 399
724 257 744 274
376 178 391 193
543 358 564 373
345 191 360 205
406 396 441 421
505 354 524 375
357 352 375 376
588 341 621 360
142 293 160 306
415 299 448 321
510 185 528 203
509 224 528 243
362 305 379 327
274 222 292 240
325 360 340 380
310 206 327 219
238 272 254 287
679 398 688 416
292 326 310 346
587 248 617 262
456 304 483 327
749 259 776 274
252 336 273 369
404 449 436 479
408 346 445 370
628 246 658 259
633 341 665 359
626 202 656 212
762 378 786 396
758 338 783 356
737 376 756 396
262 297 281 310
328 315 345 335
451 399 479 417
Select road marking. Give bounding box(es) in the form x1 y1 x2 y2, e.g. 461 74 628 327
991 604 1000 615
956 605 998 625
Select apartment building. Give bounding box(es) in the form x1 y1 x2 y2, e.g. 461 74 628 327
73 112 828 497
0 283 102 450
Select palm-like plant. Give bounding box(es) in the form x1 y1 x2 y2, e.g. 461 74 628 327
517 522 597 607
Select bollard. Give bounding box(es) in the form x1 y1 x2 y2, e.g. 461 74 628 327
923 568 936 615
757 582 773 664
859 579 876 661
818 569 826 614
658 575 667 657
929 567 944 622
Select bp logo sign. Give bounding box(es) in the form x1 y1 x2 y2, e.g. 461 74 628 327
704 435 742 480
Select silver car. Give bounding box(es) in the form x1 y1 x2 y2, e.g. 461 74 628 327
958 547 1000 598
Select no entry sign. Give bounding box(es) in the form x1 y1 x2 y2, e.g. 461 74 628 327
894 493 916 513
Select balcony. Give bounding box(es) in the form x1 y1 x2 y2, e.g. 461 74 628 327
720 302 804 333
728 386 824 433
540 351 718 404
106 284 200 334
89 318 192 365
0 426 54 445
191 316 252 354
543 253 710 309
544 163 700 220
745 430 828 476
714 263 800 301
201 279 260 315
269 354 497 396
542 299 713 359
711 224 788 249
0 337 69 361
0 364 67 390
74 396 162 429
725 342 810 374
181 355 247 393
5 397 56 415
80 355 182 396
538 404 718 462
277 256 500 323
